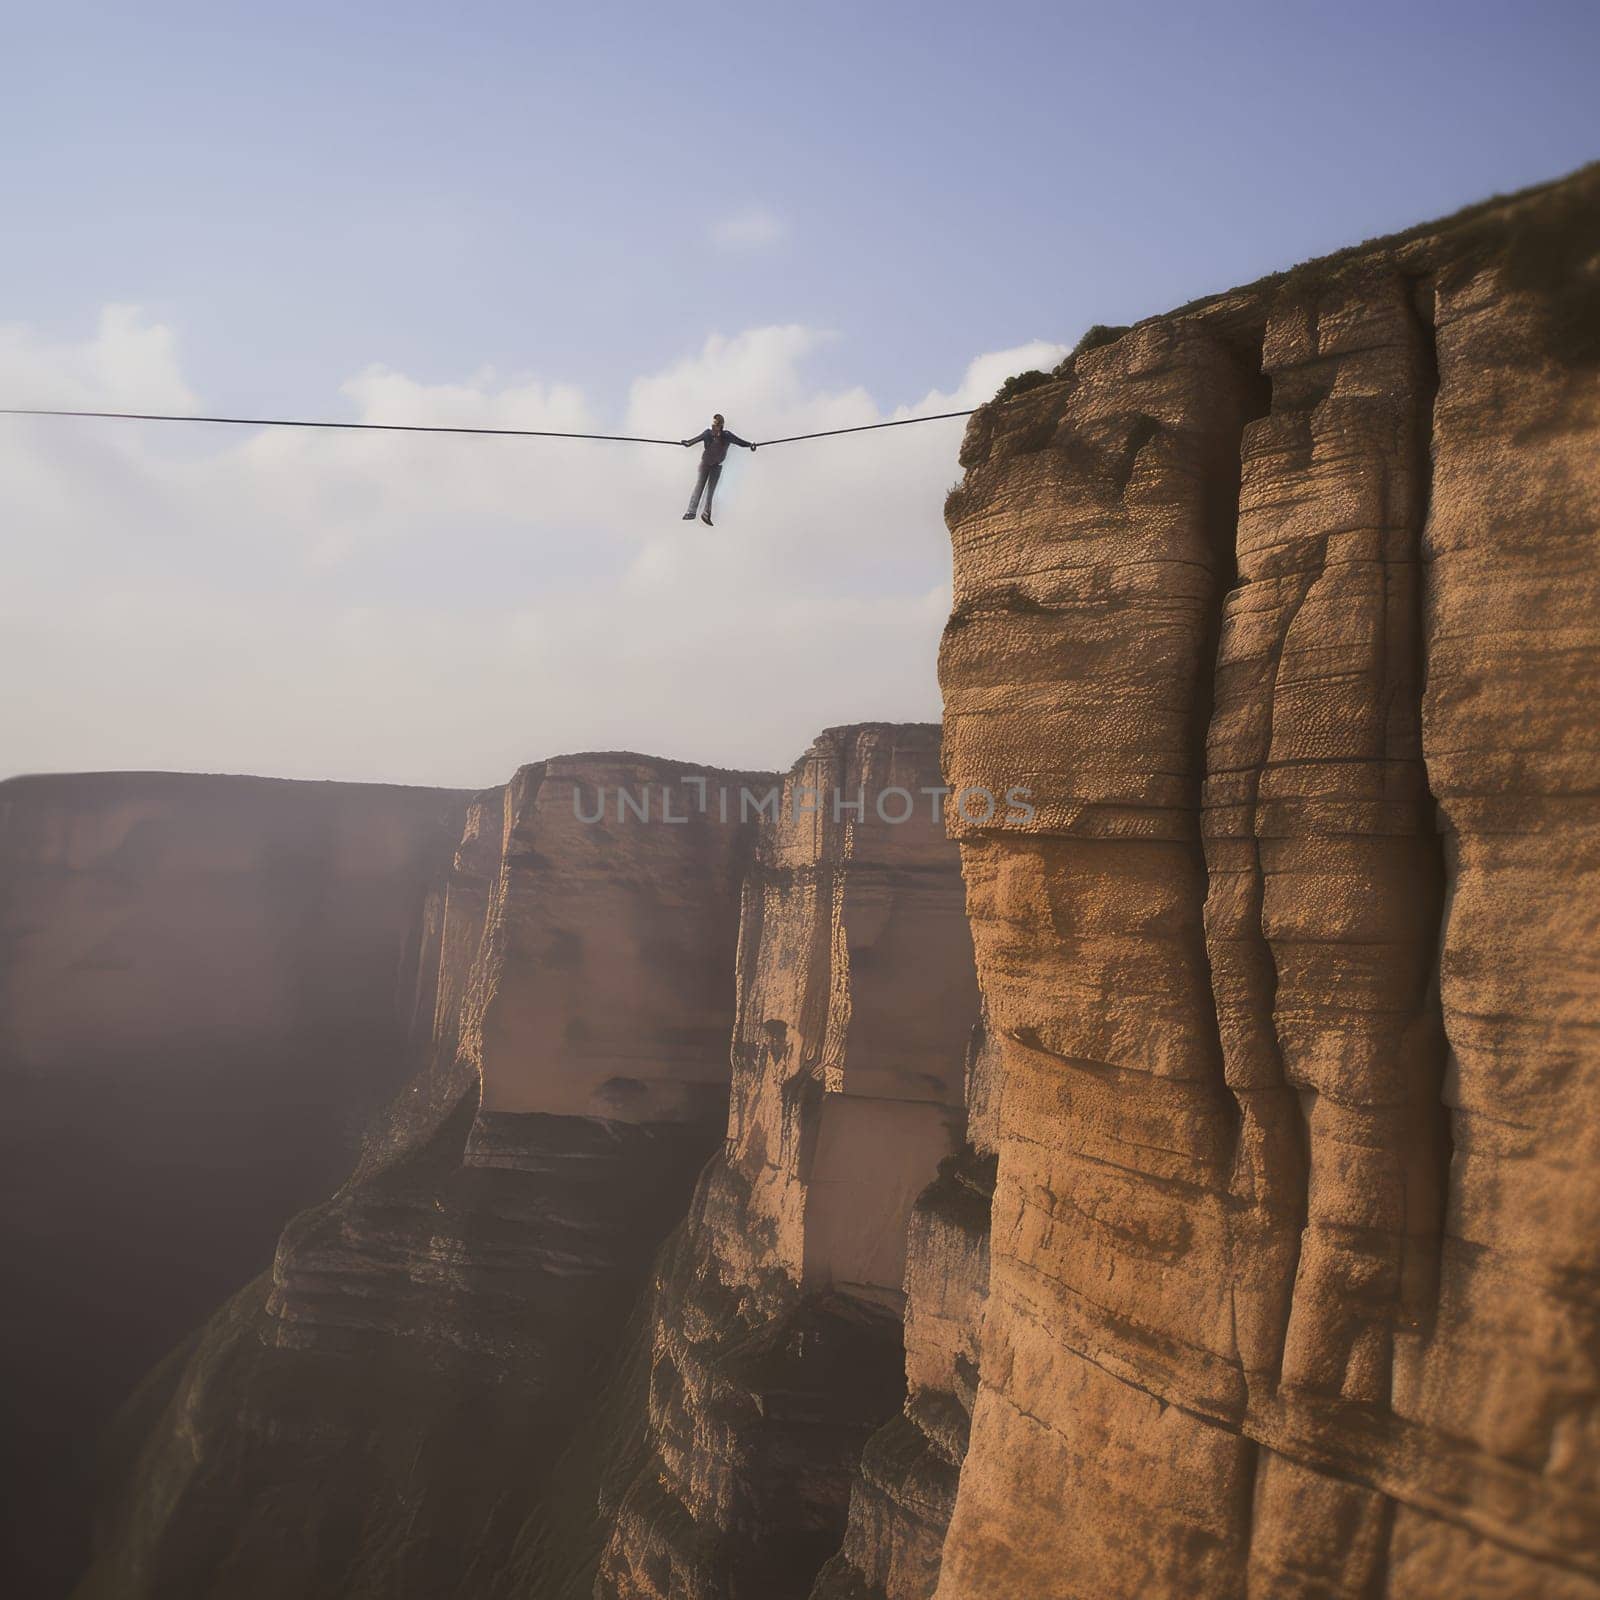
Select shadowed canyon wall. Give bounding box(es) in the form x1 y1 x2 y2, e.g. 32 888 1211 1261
934 166 1600 1598
807 1036 998 1600
0 771 469 1598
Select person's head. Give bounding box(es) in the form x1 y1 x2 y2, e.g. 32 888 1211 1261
711 413 724 432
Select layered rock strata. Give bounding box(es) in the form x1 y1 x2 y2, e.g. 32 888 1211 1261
594 724 980 1600
935 167 1600 1598
73 754 768 1600
0 771 468 1599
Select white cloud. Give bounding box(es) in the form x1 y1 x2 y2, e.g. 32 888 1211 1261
709 207 788 251
0 308 1067 787
915 340 1070 411
0 304 196 413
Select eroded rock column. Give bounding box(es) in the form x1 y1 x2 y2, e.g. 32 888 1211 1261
595 724 979 1600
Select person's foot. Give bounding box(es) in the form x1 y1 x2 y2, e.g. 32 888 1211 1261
682 512 695 520
701 512 713 526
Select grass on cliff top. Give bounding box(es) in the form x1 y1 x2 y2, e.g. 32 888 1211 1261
986 159 1600 407
1172 159 1600 362
989 324 1132 406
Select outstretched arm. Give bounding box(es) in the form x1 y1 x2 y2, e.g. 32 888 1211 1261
723 430 755 450
680 430 708 447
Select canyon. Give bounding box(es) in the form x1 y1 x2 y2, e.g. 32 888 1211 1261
3 163 1597 1599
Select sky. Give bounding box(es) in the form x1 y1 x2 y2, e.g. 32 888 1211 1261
2 0 1596 787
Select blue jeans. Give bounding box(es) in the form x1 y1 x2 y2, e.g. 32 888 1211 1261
686 462 722 516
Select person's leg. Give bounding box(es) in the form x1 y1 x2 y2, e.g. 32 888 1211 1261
702 464 722 519
686 463 709 516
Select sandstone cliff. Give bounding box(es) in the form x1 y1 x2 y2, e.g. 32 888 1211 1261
72 754 769 1600
594 723 979 1600
934 165 1600 1598
0 771 468 1598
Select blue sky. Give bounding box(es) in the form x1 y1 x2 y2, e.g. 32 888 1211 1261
1 1 1596 785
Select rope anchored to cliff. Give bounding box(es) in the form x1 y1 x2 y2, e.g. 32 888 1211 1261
0 406 977 448
755 410 977 446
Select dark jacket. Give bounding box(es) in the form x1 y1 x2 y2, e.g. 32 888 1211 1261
683 426 753 467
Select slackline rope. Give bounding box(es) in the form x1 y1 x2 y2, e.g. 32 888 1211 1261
752 410 977 446
0 405 976 448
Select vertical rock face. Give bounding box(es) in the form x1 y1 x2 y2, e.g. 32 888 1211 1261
935 169 1600 1598
74 754 769 1600
0 771 468 1600
466 758 751 1125
595 724 979 1600
722 725 976 1308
